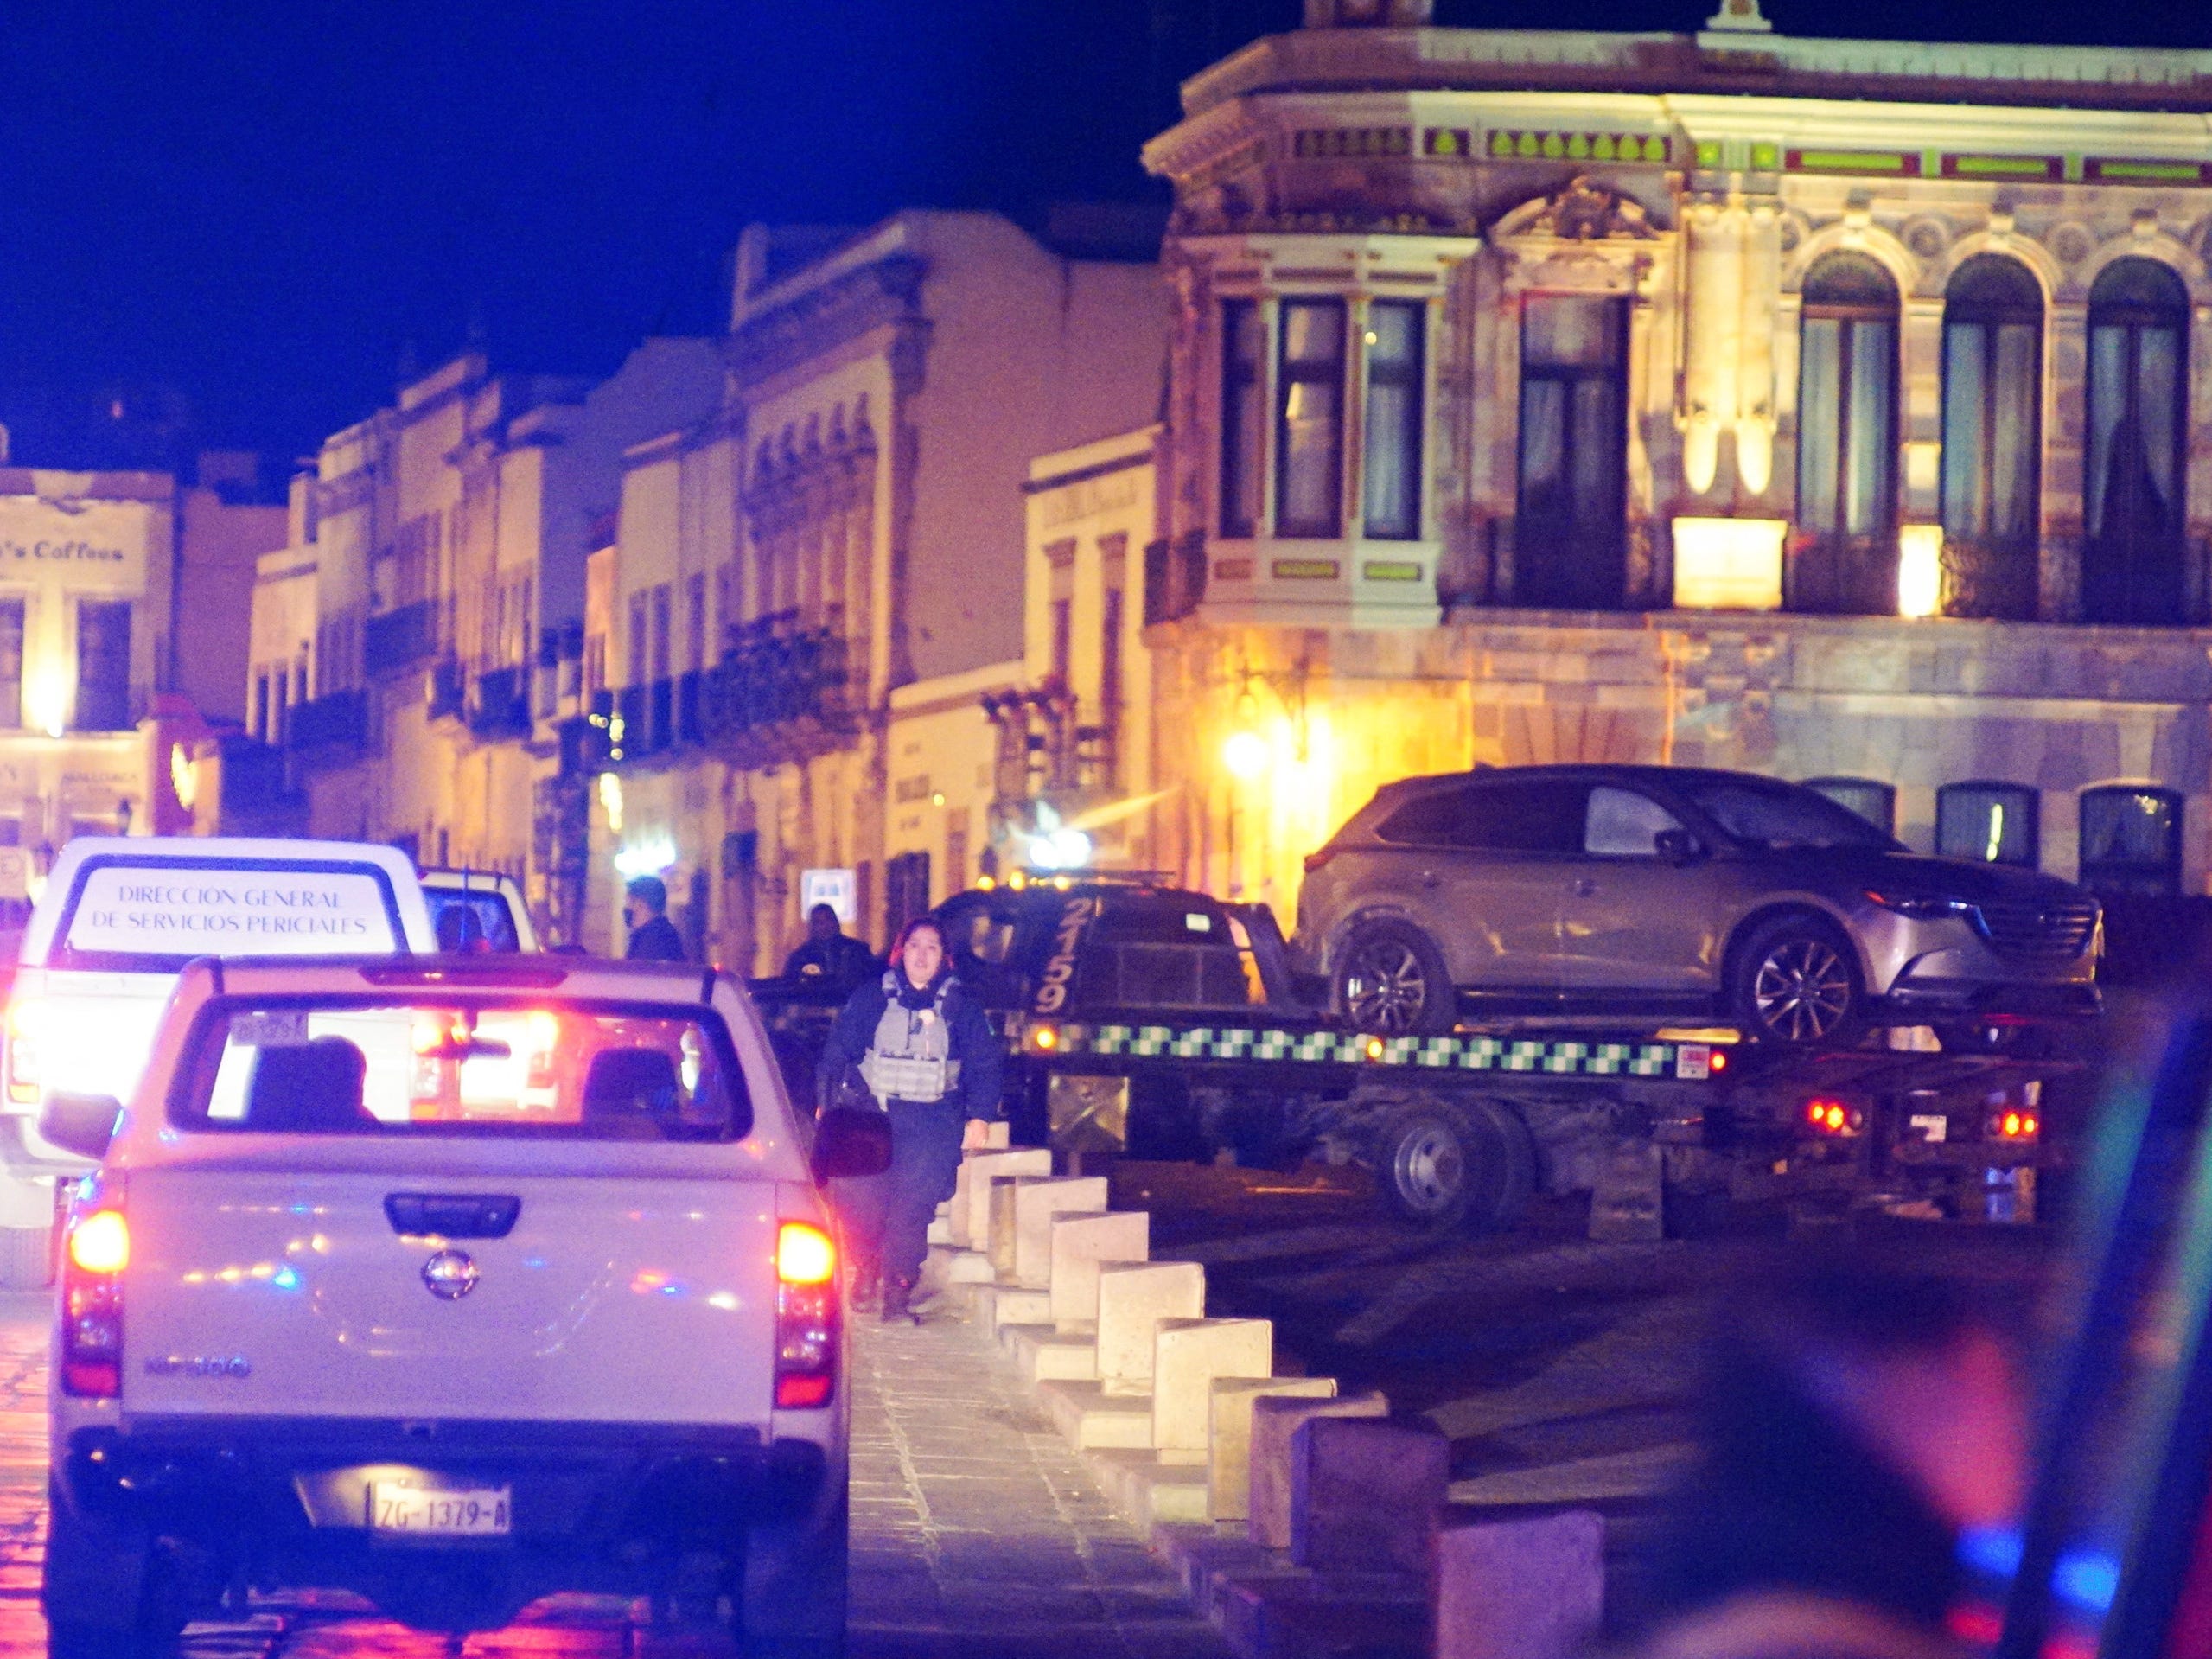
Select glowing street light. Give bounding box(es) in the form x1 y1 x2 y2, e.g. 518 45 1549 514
1222 729 1270 780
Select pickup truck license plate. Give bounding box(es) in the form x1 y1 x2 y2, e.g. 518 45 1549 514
369 1480 511 1535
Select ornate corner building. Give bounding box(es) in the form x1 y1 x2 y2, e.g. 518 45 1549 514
1138 0 2212 915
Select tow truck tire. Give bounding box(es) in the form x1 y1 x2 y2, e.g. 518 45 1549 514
1374 1096 1534 1233
1728 914 1865 1047
1336 921 1457 1037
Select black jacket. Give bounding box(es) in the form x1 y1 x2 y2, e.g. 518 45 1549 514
625 915 687 962
818 971 1005 1120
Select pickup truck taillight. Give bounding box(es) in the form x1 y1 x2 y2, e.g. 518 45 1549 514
61 1207 129 1399
3 997 45 1106
774 1221 837 1411
1302 849 1336 877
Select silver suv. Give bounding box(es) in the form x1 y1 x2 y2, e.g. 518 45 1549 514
1297 765 2100 1043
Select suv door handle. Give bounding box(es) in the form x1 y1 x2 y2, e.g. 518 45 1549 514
385 1193 522 1240
1570 878 1597 898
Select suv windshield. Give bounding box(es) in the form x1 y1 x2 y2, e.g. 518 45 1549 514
1673 775 1899 852
170 996 751 1141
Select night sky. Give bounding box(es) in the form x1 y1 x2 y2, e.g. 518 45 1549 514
0 0 2200 475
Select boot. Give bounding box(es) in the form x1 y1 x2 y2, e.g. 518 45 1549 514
849 1264 880 1314
880 1277 920 1324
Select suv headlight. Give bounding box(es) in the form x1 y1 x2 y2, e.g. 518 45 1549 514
1865 891 1975 922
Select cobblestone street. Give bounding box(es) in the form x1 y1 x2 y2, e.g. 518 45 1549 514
0 1291 1227 1657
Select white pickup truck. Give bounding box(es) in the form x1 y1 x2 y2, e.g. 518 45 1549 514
41 952 889 1656
1 838 437 1178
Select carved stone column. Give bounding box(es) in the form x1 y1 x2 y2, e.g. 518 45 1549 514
1680 198 1743 497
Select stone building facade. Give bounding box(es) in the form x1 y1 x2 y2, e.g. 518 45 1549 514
251 341 722 937
591 212 1167 970
1137 0 2212 920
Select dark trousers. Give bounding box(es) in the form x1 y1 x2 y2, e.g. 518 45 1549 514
833 1100 966 1290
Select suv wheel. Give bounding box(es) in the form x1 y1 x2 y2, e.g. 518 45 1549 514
1336 922 1456 1037
1373 1096 1534 1232
41 1490 184 1659
1731 916 1864 1046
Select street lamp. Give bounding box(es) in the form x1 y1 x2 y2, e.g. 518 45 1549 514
1222 729 1270 780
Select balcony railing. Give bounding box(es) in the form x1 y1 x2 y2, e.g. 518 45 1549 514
703 624 850 740
646 678 673 755
676 669 704 746
365 600 441 675
615 685 647 757
468 665 532 741
427 658 466 721
285 689 367 755
559 713 610 777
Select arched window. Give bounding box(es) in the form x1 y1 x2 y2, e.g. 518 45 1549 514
1935 781 2039 868
1941 256 2043 620
2083 258 2189 625
1802 776 1896 837
1794 252 1899 616
2079 786 2183 896
1517 294 1629 609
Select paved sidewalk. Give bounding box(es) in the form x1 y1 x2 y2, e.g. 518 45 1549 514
846 1307 1231 1658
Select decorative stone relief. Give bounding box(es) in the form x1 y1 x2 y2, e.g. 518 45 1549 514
1491 175 1659 243
2047 222 2094 268
1903 215 1951 264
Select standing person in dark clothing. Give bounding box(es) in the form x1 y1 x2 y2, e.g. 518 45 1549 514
818 916 1004 1320
782 903 878 999
1635 1249 2027 1659
622 876 687 962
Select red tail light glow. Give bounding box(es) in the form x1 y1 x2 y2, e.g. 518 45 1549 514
1990 1110 2040 1141
61 1206 127 1399
775 1221 838 1410
4 997 46 1107
1803 1098 1861 1137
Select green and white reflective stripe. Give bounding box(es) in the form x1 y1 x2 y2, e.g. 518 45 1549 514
1022 1020 1712 1080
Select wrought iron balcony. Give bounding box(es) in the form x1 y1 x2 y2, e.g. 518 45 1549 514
365 600 442 675
426 658 466 721
676 669 704 746
704 624 851 742
285 689 367 756
468 665 532 741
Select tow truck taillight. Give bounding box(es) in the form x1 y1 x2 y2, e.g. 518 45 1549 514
4 997 46 1106
1803 1098 1863 1137
775 1221 838 1410
1989 1109 2040 1141
61 1206 128 1399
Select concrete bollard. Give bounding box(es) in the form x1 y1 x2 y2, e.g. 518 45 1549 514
1013 1177 1109 1289
1151 1318 1273 1465
1208 1376 1337 1522
958 1150 1050 1247
1290 1416 1449 1575
1049 1211 1149 1331
1096 1261 1206 1396
1436 1511 1604 1659
1248 1389 1388 1551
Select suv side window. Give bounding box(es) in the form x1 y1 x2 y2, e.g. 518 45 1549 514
1376 781 1589 853
1584 786 1686 857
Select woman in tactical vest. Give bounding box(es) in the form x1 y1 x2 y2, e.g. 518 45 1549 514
819 916 1005 1321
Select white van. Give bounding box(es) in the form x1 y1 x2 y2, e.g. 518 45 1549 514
1 837 435 1175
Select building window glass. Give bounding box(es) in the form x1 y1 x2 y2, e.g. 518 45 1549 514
1221 300 1265 539
1935 781 2038 868
1363 301 1425 540
650 584 672 680
2079 786 2182 897
684 572 706 673
1941 255 2043 620
76 599 131 732
1275 298 1346 539
1517 294 1628 609
627 594 647 688
1794 252 1899 615
2084 258 2189 625
1803 776 1896 837
1049 598 1073 687
0 599 23 731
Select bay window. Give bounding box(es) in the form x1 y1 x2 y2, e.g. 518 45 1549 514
1275 299 1347 539
1362 301 1425 539
1220 300 1265 539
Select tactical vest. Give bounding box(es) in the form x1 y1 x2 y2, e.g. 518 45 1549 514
858 973 963 1104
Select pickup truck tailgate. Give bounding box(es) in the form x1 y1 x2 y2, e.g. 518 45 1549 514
121 1168 781 1426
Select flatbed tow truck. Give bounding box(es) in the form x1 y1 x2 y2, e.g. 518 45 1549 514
757 873 2078 1235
